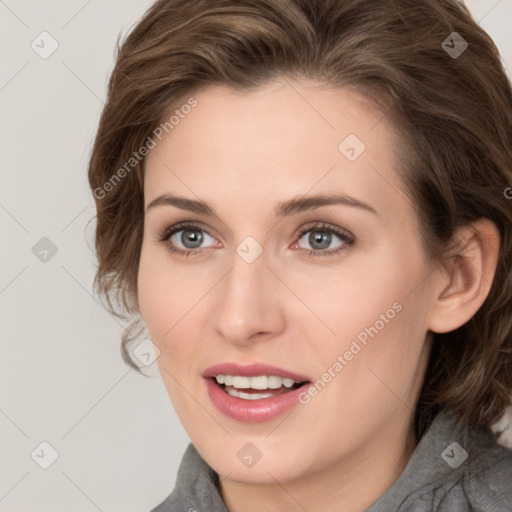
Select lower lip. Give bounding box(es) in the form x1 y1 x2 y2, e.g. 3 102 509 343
205 378 309 423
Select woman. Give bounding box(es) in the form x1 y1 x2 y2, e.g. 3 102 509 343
88 0 512 510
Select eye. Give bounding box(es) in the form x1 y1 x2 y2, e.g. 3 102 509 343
158 222 218 257
158 221 354 258
294 222 354 257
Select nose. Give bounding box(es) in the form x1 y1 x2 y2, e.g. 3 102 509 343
214 248 285 346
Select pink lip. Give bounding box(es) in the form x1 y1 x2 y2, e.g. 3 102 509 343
202 362 310 382
204 379 311 423
203 363 312 423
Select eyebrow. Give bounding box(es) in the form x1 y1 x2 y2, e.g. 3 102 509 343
145 192 378 218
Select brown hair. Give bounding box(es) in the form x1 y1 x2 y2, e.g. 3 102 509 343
88 0 512 438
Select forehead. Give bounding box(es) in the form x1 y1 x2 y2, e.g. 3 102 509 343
143 80 410 220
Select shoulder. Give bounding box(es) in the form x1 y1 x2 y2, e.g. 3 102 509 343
414 417 512 511
462 435 512 511
368 410 512 512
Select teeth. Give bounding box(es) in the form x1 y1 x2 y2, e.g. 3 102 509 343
250 375 269 390
267 376 283 389
225 388 275 400
215 374 301 390
282 378 295 388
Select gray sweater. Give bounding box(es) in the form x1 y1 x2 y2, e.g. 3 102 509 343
150 410 512 511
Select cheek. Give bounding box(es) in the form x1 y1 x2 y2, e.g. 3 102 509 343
137 248 198 413
137 250 167 333
137 243 185 359
137 243 211 373
289 249 424 344
138 241 194 334
287 244 431 393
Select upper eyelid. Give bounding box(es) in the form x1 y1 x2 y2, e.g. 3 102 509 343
161 221 215 238
297 222 353 238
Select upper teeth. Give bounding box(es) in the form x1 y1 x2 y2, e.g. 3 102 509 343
215 375 298 389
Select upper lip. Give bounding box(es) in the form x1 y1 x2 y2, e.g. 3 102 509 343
202 363 311 382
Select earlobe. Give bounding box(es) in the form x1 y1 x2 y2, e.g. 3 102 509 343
428 219 500 334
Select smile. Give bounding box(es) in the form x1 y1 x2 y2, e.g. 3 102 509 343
203 363 312 422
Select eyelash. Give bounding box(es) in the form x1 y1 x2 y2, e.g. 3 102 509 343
157 221 355 258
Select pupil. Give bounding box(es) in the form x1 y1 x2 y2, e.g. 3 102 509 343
309 231 331 250
182 229 203 248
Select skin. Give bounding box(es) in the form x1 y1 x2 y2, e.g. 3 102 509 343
137 79 500 512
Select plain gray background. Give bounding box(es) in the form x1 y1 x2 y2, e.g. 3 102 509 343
1 1 511 511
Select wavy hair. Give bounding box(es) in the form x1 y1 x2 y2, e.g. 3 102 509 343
87 0 512 438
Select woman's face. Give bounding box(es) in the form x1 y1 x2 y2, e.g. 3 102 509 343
138 79 438 486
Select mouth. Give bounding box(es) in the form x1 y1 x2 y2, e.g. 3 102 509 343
202 363 312 422
212 374 308 400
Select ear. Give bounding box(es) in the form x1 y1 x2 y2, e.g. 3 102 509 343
428 219 500 334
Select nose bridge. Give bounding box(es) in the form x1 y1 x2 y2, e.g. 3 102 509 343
214 241 282 342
